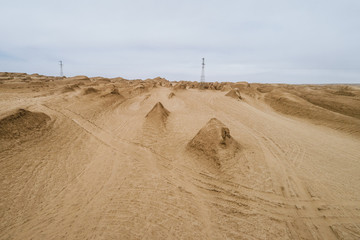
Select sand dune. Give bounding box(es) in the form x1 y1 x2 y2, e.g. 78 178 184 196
145 102 170 124
225 88 242 100
168 92 175 99
1 72 360 239
0 109 50 138
188 118 240 167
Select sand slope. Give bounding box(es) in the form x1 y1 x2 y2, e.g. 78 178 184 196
1 73 360 239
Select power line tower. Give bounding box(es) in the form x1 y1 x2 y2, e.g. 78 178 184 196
200 58 205 89
59 61 63 77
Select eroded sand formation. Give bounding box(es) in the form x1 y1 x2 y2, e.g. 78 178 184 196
188 118 240 166
1 72 360 239
225 88 242 100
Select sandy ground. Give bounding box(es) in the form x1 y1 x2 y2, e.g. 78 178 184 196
1 73 360 239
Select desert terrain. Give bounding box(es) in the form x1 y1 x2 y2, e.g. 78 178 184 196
1 72 360 239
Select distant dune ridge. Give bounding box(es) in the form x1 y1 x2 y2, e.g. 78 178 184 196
67 75 90 81
1 72 360 239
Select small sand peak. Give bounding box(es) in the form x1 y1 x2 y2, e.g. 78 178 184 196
168 92 175 99
225 88 242 100
146 102 170 120
188 118 239 166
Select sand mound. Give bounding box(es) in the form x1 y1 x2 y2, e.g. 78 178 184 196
68 75 90 81
83 87 99 95
257 85 274 93
101 88 125 99
91 77 111 83
62 86 76 93
173 82 187 90
330 86 356 97
188 118 239 166
110 88 121 95
221 84 233 92
145 102 170 126
225 88 242 100
130 84 148 96
151 77 171 87
264 86 360 135
62 84 81 93
168 92 175 99
0 109 50 139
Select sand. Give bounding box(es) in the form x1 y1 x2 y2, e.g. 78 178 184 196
1 72 360 239
225 88 242 100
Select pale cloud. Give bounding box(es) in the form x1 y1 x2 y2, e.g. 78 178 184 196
1 0 360 83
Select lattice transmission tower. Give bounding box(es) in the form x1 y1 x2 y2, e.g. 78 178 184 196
59 61 63 77
200 58 205 88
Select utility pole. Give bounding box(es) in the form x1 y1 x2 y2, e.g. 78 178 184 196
59 61 63 77
200 58 205 89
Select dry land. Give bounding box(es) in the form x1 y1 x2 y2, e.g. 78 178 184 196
1 72 360 239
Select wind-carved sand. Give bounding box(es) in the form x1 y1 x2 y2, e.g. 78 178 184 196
225 88 242 100
188 118 240 167
145 102 170 125
1 72 360 239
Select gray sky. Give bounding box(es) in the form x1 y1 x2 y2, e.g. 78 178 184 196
1 0 360 83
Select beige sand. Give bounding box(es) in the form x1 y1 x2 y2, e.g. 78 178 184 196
1 73 360 239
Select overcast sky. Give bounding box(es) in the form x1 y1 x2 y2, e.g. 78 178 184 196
1 0 360 83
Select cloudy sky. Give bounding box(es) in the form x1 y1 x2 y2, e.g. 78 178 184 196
1 0 360 83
